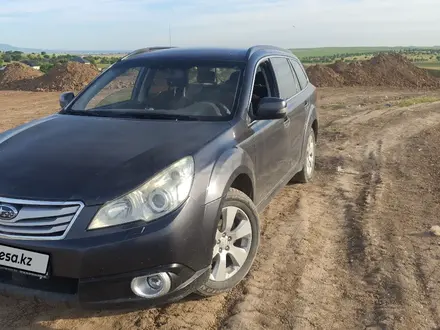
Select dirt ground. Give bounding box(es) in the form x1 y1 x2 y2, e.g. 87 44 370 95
1 88 440 330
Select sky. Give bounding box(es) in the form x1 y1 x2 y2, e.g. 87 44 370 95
1 0 440 51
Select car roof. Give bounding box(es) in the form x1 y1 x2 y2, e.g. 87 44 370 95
124 47 248 62
120 46 297 63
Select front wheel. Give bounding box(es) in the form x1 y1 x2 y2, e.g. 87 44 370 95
196 188 260 296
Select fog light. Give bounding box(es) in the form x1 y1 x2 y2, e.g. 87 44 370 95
147 275 163 290
130 272 171 299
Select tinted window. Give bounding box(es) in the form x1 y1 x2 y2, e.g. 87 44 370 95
290 60 309 89
86 68 140 109
69 60 244 121
271 57 301 98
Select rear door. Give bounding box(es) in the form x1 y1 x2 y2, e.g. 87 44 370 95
270 57 306 171
289 59 314 166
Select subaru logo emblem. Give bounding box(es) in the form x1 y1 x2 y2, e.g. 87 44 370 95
0 204 19 221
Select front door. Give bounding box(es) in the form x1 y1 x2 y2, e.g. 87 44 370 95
249 61 293 204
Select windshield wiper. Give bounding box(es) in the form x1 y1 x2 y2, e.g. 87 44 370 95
60 109 107 117
110 111 199 121
61 109 199 121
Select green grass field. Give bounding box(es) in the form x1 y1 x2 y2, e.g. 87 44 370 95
290 47 405 58
415 62 440 70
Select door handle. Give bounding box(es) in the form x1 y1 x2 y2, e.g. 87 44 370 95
283 117 291 128
304 100 310 107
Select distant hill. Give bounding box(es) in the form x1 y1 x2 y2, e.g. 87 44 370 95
0 43 44 53
290 46 440 58
0 43 128 55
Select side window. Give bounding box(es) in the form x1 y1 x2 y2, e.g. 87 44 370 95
250 63 273 114
290 60 309 89
86 68 140 109
270 57 301 99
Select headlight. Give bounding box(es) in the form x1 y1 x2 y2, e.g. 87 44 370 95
88 156 194 230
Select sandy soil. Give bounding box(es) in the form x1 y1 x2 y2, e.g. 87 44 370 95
0 87 440 330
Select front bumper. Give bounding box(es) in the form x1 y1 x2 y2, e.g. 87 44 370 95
0 264 210 308
0 197 221 307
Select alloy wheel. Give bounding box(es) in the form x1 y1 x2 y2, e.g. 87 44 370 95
210 206 253 282
305 132 316 178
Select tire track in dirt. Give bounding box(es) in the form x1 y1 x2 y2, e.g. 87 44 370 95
372 126 440 329
331 140 387 329
220 189 306 330
321 97 440 329
219 171 369 330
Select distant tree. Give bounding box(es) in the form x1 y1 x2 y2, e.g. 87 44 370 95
41 51 47 56
101 57 112 64
11 52 23 61
40 63 54 73
0 59 3 67
84 56 96 65
43 54 50 59
437 56 440 62
3 54 12 62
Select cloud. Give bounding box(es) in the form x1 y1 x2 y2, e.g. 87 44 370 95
1 0 439 49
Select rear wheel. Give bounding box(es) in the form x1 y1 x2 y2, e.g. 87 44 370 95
293 128 316 183
196 188 260 296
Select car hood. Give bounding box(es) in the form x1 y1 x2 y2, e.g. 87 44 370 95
0 114 229 205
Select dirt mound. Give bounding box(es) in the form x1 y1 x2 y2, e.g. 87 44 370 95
329 60 375 86
362 53 440 88
306 64 344 87
35 62 99 92
106 68 138 90
0 63 43 89
18 62 99 92
309 53 440 89
328 60 349 74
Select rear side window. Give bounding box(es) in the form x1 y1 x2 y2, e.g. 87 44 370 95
270 57 301 99
290 60 309 89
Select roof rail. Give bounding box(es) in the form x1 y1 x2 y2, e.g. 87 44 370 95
119 46 177 61
246 45 291 58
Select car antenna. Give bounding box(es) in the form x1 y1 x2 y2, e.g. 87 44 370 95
169 23 172 47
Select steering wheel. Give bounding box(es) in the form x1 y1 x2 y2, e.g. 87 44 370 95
213 102 231 116
192 101 230 117
145 92 192 110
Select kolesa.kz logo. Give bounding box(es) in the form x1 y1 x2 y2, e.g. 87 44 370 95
0 251 32 266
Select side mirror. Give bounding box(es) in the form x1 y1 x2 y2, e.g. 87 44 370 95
254 97 287 120
59 92 75 108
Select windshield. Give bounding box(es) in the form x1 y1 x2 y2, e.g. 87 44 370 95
67 60 244 121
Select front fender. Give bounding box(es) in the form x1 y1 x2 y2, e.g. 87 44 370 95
204 147 255 205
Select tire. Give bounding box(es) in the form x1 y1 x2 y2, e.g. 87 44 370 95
196 188 260 297
293 127 316 183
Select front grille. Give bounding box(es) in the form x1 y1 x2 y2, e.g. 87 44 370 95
0 197 83 240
